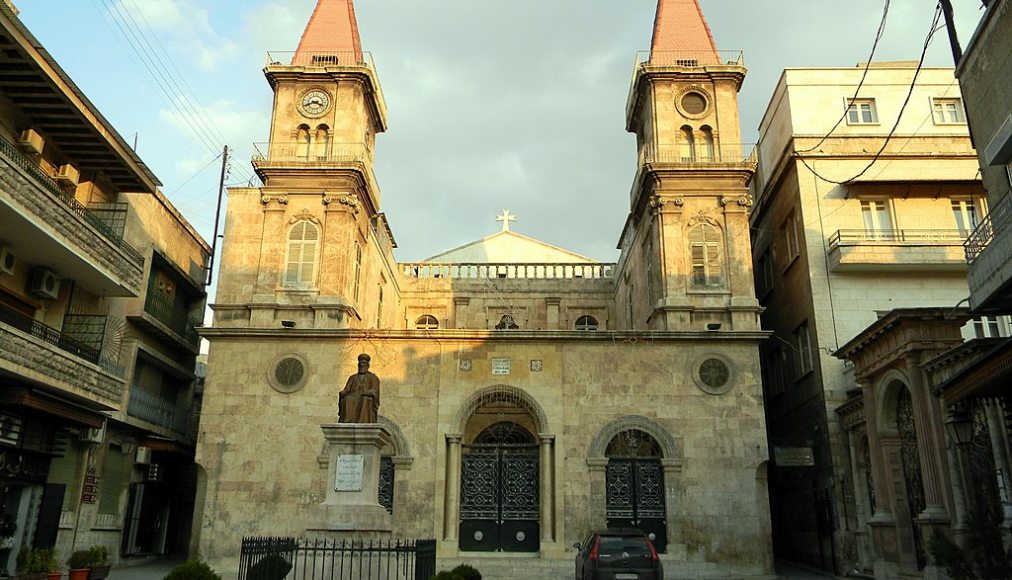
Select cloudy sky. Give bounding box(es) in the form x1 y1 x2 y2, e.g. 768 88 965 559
20 0 983 265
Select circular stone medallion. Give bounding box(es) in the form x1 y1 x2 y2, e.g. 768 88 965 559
692 355 734 395
267 354 310 393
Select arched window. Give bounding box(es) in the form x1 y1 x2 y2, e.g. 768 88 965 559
313 124 330 160
295 124 311 160
689 224 723 287
415 315 439 330
701 125 715 161
495 314 519 330
284 221 319 287
680 125 696 162
575 315 599 331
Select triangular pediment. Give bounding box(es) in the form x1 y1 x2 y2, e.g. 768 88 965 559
423 231 597 264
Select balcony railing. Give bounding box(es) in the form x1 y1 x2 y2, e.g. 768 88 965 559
402 262 616 280
634 50 745 69
965 191 1012 262
265 50 375 70
0 137 144 266
0 302 101 364
127 387 190 435
830 229 967 246
641 143 758 168
144 291 201 347
252 141 382 199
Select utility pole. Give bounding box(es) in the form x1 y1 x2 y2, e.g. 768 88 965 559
205 145 229 286
939 0 963 66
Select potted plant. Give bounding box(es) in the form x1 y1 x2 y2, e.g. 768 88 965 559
66 550 91 580
85 546 109 580
15 546 56 580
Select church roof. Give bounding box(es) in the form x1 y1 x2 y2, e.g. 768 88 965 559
294 0 363 62
650 0 719 57
423 231 598 264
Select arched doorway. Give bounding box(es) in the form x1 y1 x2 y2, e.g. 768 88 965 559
895 385 926 569
605 429 667 552
459 418 540 553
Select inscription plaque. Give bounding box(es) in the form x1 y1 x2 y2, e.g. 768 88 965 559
335 454 365 491
491 358 511 375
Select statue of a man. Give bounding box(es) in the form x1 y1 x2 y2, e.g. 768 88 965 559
338 354 380 423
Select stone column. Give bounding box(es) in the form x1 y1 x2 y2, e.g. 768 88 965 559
252 195 287 319
444 434 462 541
944 422 970 537
985 400 1012 526
861 383 893 522
545 299 560 330
905 356 951 523
846 425 874 569
539 434 555 542
587 458 608 530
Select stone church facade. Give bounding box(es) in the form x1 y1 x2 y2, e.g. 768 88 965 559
196 0 774 576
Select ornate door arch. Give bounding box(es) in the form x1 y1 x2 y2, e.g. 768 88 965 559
459 421 540 553
605 429 667 552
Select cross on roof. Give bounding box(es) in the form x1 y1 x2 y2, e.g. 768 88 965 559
496 209 517 232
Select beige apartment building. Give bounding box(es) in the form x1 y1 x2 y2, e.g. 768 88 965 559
749 64 986 576
0 2 210 574
195 0 775 578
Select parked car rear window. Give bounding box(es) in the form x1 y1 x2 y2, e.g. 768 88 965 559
599 536 651 555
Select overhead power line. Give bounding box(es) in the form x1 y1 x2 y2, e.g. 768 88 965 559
797 3 944 186
796 0 891 155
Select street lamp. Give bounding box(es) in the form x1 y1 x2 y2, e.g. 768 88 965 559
944 404 973 447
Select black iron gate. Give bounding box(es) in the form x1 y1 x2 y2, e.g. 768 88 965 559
606 459 667 552
459 444 539 552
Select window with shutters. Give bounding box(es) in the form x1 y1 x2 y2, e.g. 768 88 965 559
689 224 723 287
47 449 82 510
284 220 320 288
99 446 128 515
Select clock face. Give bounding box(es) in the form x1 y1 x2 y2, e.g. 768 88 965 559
300 89 332 117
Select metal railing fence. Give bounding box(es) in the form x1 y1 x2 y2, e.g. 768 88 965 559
238 537 436 580
965 190 1012 262
144 291 201 346
127 387 191 435
0 301 101 364
829 229 966 247
0 136 145 266
640 143 757 167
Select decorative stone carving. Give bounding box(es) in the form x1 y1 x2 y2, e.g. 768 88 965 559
289 208 321 225
323 193 360 214
260 193 289 206
688 211 720 227
720 195 754 207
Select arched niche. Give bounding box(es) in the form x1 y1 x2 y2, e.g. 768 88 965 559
587 415 680 465
451 384 550 436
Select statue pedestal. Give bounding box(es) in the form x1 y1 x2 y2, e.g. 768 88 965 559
309 423 393 534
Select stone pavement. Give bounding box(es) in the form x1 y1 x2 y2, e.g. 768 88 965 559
100 557 849 579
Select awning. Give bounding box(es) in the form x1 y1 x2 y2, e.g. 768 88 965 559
0 385 107 428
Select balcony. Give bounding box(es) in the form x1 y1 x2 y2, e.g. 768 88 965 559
0 303 125 409
130 291 201 353
965 191 1012 312
251 141 381 201
0 136 145 296
640 143 758 169
827 229 968 272
127 387 191 437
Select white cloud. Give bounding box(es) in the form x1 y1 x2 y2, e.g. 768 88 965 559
111 0 239 70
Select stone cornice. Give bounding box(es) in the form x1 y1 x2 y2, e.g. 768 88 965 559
199 326 770 343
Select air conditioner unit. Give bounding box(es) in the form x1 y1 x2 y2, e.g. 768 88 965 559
0 246 15 276
145 463 164 482
81 422 106 444
28 268 60 300
18 128 44 156
0 413 22 446
55 164 80 186
134 446 152 465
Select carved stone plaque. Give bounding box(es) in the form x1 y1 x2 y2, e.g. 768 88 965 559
335 454 365 491
491 358 511 375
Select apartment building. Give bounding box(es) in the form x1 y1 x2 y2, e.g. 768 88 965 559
749 64 983 575
0 3 209 572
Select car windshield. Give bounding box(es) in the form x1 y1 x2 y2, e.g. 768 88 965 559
599 536 651 555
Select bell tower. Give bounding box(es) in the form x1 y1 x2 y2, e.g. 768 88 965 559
216 0 393 329
619 0 759 332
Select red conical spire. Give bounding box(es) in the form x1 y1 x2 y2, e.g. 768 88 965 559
650 0 719 64
293 0 363 65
